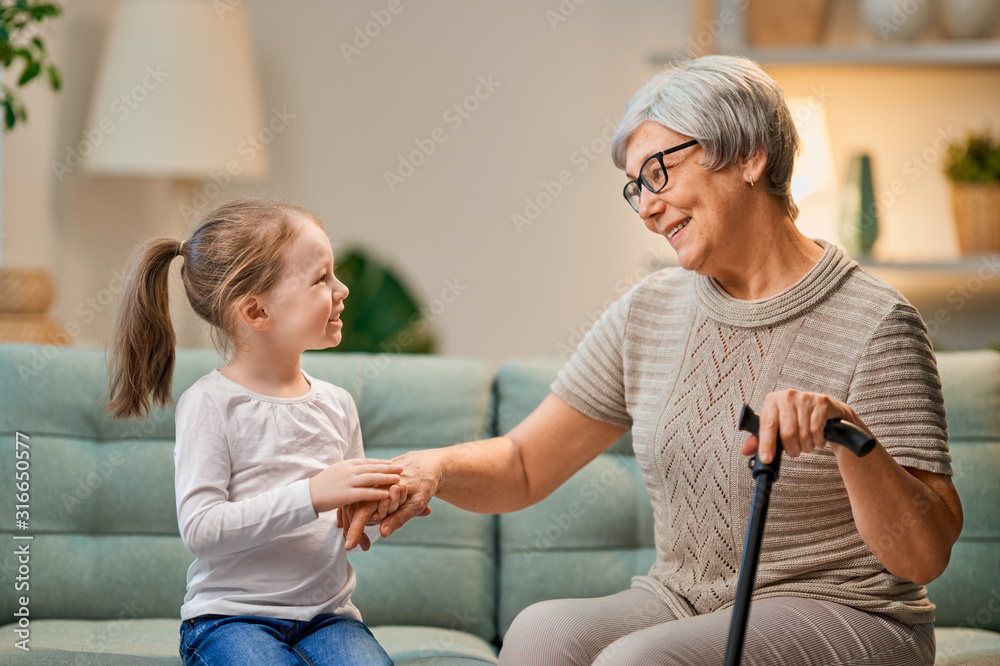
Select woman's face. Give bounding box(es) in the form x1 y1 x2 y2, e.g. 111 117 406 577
624 121 751 278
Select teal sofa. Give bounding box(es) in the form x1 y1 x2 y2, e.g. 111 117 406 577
1 343 999 665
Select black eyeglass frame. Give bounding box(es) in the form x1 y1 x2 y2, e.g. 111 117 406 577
623 139 699 212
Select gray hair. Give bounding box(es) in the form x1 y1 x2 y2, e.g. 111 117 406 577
612 55 800 220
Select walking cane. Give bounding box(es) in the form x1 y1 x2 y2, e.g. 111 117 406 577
724 405 877 666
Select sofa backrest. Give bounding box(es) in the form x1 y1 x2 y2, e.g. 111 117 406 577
0 344 498 643
493 358 654 636
494 350 1000 635
925 350 1000 632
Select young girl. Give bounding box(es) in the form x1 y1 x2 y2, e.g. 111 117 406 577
106 198 401 665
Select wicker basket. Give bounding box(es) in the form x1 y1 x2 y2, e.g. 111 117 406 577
951 183 1000 254
0 267 55 314
747 0 831 47
0 313 67 345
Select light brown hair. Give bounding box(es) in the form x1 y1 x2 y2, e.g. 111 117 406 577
106 198 321 419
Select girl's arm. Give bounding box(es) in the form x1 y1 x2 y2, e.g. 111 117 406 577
175 391 398 559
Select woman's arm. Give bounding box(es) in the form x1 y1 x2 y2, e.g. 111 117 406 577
743 389 963 585
343 392 626 549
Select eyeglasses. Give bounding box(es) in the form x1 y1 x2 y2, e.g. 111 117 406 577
623 139 698 213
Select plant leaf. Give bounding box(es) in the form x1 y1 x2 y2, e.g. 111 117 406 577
46 63 60 90
17 60 40 86
4 101 16 132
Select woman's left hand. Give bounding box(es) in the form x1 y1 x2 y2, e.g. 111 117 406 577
740 389 874 463
740 388 963 586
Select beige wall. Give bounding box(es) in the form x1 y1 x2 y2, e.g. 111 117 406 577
4 1 1000 362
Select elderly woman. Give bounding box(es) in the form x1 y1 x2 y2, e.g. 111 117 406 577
344 55 962 665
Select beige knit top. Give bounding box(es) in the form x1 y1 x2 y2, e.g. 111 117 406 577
551 240 952 626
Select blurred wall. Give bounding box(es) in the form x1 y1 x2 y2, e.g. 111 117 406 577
3 0 1000 362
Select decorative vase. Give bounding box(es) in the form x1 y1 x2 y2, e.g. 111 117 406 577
940 0 1000 39
861 0 934 41
950 183 1000 253
839 154 880 258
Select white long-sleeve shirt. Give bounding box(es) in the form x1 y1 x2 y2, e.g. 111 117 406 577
174 368 371 621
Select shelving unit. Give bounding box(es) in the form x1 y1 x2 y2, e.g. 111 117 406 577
729 41 1000 67
651 0 1000 68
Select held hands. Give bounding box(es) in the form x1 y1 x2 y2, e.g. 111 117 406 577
308 458 403 515
740 390 876 463
338 449 439 551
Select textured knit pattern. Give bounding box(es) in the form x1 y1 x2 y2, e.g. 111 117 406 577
551 240 952 626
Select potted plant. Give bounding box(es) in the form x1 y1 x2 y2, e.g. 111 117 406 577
0 0 64 344
943 130 1000 254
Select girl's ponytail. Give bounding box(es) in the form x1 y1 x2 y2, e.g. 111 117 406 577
105 237 184 419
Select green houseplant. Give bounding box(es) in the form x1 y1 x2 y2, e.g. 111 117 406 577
943 130 1000 254
0 0 64 345
307 247 436 355
1 0 62 131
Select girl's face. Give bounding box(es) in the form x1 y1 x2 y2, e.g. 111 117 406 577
257 217 348 352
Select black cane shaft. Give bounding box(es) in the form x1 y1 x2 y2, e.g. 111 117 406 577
724 473 775 666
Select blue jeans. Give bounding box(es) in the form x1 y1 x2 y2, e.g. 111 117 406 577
179 613 393 665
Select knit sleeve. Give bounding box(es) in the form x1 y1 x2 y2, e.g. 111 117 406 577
550 286 635 429
848 303 952 475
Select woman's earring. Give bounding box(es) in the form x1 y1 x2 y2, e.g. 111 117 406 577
748 175 754 187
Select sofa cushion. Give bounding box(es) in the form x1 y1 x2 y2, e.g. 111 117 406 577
934 627 1000 666
925 350 1000 633
0 344 498 644
494 358 652 636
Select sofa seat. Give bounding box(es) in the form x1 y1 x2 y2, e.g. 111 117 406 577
0 620 498 665
934 628 1000 666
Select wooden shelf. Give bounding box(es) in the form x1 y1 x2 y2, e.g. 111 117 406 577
858 256 1000 272
654 1 1000 69
858 256 1000 294
730 41 1000 67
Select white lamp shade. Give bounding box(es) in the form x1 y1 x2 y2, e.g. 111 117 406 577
83 0 268 179
787 96 836 202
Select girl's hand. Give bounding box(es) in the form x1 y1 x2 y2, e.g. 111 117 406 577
309 458 403 514
370 482 408 525
739 389 875 463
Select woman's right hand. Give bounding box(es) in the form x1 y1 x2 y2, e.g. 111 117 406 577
341 449 441 549
308 458 403 514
